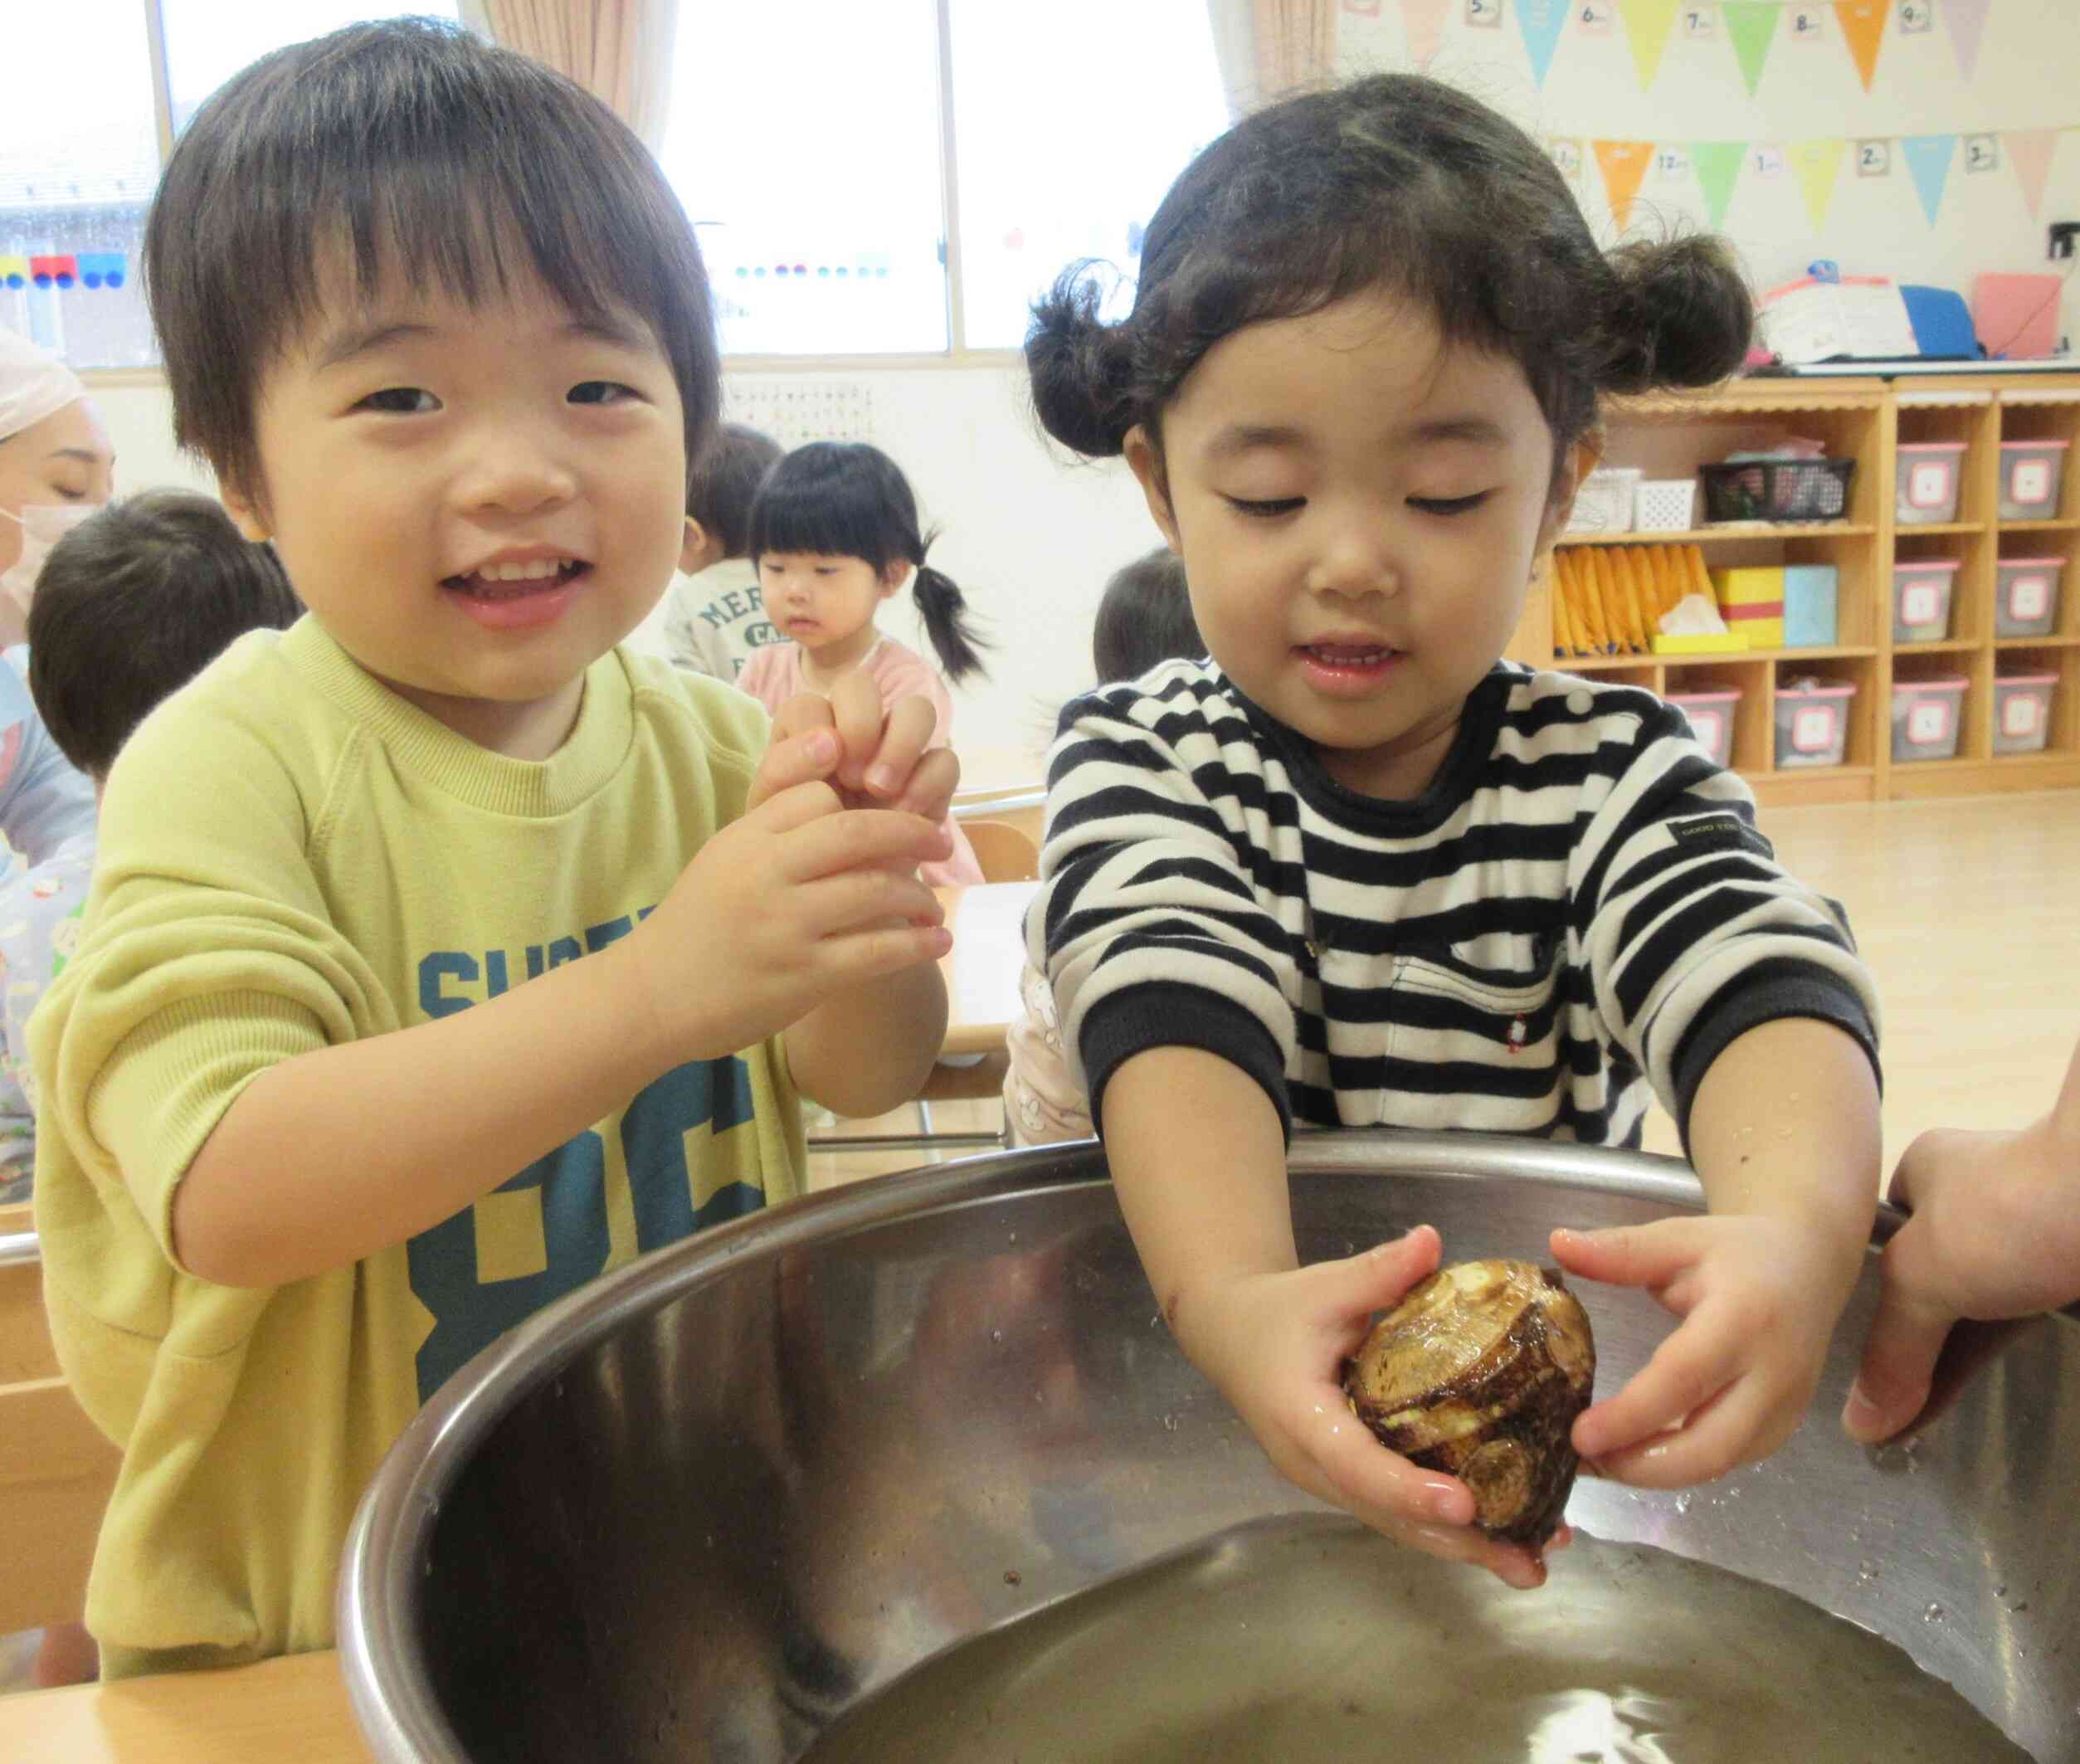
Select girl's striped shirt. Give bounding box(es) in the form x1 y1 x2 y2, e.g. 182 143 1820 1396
1032 660 1878 1147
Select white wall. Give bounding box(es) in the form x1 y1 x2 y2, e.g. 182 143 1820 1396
1338 4 2080 335
91 4 2080 758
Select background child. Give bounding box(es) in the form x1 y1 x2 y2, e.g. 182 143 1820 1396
1006 546 1200 1144
4 489 299 1688
1843 1028 2080 1447
0 491 300 1206
738 441 990 887
31 20 957 1679
1025 73 1881 1588
658 422 786 679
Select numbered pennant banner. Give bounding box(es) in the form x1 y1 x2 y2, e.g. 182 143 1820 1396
1556 126 2073 235
1457 0 2012 96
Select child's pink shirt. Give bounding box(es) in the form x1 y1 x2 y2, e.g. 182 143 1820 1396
737 636 984 888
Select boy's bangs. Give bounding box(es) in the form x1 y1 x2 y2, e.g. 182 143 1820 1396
147 20 719 492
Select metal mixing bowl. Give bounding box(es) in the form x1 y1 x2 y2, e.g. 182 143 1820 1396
339 1133 2079 1762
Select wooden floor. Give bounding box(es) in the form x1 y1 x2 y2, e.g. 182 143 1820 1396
810 790 2080 1193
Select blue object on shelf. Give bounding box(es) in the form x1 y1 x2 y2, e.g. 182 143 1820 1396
1900 285 1982 361
1783 564 1839 648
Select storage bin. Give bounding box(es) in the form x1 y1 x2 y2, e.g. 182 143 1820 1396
1566 467 1642 536
1666 686 1741 767
1891 558 1960 643
1992 672 2058 755
1701 458 1855 524
1998 440 2069 520
1895 442 1967 524
1634 478 1698 533
1995 556 2065 638
1711 566 1785 650
1774 679 1856 768
1891 676 1968 763
1782 564 1839 648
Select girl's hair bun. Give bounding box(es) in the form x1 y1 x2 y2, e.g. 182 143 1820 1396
1025 265 1138 459
1602 235 1755 395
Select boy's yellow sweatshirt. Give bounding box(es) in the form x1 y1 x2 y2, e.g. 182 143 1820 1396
29 619 804 1678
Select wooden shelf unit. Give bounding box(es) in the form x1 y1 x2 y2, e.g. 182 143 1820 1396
1510 373 2080 806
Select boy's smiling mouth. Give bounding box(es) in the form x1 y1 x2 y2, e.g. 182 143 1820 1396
443 549 592 629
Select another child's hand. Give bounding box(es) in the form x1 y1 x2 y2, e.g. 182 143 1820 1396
1172 1226 1557 1591
621 724 952 1060
753 670 959 825
1551 1213 1860 1485
1842 1084 2080 1445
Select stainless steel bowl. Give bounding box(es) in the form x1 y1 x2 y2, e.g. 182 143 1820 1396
339 1133 2080 1762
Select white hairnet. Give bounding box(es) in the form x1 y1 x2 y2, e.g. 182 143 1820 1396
0 327 87 445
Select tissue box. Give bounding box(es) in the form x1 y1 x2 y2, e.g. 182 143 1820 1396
1782 565 1839 648
1711 566 1786 651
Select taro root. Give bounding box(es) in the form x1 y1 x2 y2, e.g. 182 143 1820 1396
1342 1259 1595 1547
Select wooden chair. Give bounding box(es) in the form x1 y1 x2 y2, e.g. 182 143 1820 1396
0 1227 59 1385
957 817 1040 884
0 1373 119 1639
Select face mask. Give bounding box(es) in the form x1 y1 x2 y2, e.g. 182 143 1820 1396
0 503 99 620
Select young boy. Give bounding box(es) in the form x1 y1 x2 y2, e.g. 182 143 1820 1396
0 491 301 1203
31 20 956 1679
658 422 787 679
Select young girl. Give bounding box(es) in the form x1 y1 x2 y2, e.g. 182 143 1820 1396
739 441 989 887
1025 74 1883 1590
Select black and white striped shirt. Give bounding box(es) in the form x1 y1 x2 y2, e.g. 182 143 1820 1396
1033 660 1879 1148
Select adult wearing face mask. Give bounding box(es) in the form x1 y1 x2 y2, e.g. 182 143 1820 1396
0 329 106 870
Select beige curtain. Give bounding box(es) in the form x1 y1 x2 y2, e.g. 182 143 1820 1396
468 0 682 152
1204 0 1336 118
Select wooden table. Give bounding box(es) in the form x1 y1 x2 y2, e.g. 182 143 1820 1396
934 880 1040 1059
0 1650 368 1762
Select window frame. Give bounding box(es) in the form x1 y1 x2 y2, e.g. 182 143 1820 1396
71 0 1047 386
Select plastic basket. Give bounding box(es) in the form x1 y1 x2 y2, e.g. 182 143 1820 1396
1700 458 1856 524
1634 478 1698 533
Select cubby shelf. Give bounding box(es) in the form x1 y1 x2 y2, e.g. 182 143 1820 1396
1513 373 2080 805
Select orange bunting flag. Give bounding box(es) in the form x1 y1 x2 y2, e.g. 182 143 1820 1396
1834 1 1888 92
1594 140 1654 232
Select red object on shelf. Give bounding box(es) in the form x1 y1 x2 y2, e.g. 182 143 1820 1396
29 254 78 289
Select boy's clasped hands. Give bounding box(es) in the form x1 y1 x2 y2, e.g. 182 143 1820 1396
628 672 958 1064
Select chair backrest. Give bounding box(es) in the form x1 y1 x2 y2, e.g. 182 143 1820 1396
960 819 1040 884
0 1373 120 1635
0 1231 58 1384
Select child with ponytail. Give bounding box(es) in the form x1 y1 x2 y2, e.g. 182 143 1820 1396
738 441 988 886
1025 73 1882 1590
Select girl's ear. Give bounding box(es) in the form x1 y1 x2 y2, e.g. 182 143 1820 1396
1533 438 1595 559
879 560 910 598
1123 425 1182 550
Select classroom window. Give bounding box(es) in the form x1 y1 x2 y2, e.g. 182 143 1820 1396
663 0 1225 358
0 0 162 368
660 0 951 356
1 2 459 371
946 0 1227 351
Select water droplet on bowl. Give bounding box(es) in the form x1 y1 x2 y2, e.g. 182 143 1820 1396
1924 1603 1945 1623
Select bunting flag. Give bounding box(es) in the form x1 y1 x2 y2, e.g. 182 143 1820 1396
2007 129 2059 220
1790 138 1847 229
1516 0 1567 87
1594 139 1654 231
1617 0 1681 90
1400 0 1450 66
1944 0 1991 82
1833 0 1887 91
1902 134 1956 227
1721 2 1780 97
1692 139 1749 228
